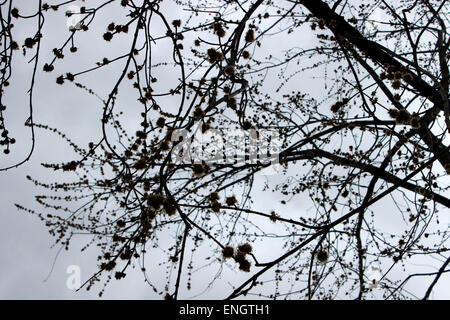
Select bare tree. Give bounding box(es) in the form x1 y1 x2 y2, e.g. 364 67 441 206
6 0 450 299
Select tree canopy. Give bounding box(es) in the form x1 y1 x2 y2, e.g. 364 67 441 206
2 0 450 299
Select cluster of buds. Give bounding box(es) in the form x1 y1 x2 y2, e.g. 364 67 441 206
222 243 253 272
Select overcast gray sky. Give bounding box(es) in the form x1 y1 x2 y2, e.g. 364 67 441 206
0 0 449 299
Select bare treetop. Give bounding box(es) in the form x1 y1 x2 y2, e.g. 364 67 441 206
2 0 449 299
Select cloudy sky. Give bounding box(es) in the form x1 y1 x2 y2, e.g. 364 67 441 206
0 0 449 299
